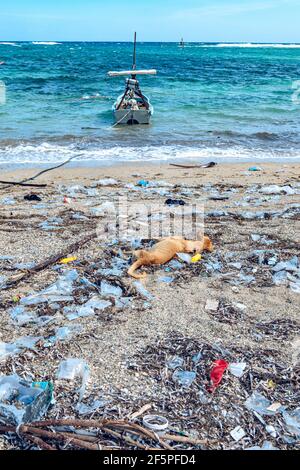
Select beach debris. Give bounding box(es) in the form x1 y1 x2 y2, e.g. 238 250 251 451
176 253 192 263
167 356 184 370
229 362 247 378
24 193 42 202
142 415 169 432
248 166 262 172
205 299 219 312
208 360 228 393
64 296 111 321
75 399 108 416
57 358 90 401
0 375 53 425
245 391 280 416
20 270 78 305
165 198 185 206
172 370 196 388
59 256 78 264
230 426 246 442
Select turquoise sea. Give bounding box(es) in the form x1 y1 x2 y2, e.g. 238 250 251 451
0 41 300 167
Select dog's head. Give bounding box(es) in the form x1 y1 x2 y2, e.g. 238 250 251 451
201 235 213 252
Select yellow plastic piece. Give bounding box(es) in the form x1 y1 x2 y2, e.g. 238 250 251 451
191 254 202 263
59 256 77 264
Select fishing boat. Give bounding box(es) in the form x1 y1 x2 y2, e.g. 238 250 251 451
108 33 157 125
179 37 185 48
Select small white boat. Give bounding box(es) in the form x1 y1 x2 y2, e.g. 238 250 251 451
108 33 157 125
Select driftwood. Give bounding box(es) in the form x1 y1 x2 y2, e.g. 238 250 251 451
4 232 97 289
170 162 216 169
0 418 207 450
0 181 47 188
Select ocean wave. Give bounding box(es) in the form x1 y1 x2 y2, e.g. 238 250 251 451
32 41 62 45
215 43 300 48
0 42 21 47
0 142 300 167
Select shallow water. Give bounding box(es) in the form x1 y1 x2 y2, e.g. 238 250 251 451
0 41 300 167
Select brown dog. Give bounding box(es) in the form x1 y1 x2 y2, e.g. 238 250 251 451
128 235 213 279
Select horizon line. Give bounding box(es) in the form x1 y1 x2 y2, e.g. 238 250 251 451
1 40 300 44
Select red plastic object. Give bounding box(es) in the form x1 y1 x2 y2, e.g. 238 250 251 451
208 359 229 393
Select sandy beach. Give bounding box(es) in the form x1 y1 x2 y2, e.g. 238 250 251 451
0 160 299 450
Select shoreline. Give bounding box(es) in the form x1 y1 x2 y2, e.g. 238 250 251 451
1 161 300 186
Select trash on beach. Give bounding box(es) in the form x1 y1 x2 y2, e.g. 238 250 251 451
191 253 202 263
248 166 262 172
45 325 82 346
176 253 192 263
9 305 54 327
208 360 228 393
24 193 42 202
0 375 53 425
167 356 184 370
0 342 21 361
205 299 219 312
165 198 185 206
230 425 246 442
64 296 111 321
59 256 78 264
20 270 78 306
1 197 16 205
133 281 154 301
142 414 169 432
158 276 174 284
245 391 280 416
172 370 196 388
57 358 90 401
75 399 108 416
259 185 296 196
229 362 247 378
100 280 123 298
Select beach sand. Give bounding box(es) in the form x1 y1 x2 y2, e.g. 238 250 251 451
0 161 299 449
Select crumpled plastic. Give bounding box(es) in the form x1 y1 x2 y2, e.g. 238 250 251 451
208 360 229 393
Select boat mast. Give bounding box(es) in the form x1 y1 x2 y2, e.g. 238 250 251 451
132 32 137 77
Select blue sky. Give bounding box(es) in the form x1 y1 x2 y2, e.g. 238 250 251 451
1 0 300 42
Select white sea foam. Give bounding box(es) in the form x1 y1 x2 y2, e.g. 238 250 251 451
32 41 62 45
0 142 299 167
0 42 21 47
215 43 300 48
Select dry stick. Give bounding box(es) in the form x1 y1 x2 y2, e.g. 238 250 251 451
160 433 209 446
31 418 117 428
4 232 97 289
110 422 173 450
169 163 203 169
25 434 57 451
0 181 47 188
102 427 157 451
21 425 100 450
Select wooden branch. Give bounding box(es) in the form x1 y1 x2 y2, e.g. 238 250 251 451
4 232 97 290
0 181 47 188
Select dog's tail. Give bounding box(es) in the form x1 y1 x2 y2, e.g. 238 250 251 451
128 258 148 279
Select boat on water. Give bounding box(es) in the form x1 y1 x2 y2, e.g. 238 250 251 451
179 38 185 48
108 33 157 125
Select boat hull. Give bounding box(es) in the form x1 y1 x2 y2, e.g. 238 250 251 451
113 108 152 125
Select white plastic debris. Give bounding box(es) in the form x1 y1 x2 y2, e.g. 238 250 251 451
266 425 277 438
205 299 219 312
143 414 169 432
229 362 247 378
230 426 246 442
57 358 90 401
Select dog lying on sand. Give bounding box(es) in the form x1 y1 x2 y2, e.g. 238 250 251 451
128 235 213 279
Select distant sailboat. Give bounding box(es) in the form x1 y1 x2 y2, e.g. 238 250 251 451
108 32 157 125
179 37 185 48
